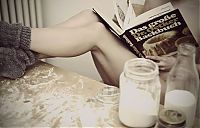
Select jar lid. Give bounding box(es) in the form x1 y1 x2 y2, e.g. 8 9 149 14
158 109 186 127
124 58 159 81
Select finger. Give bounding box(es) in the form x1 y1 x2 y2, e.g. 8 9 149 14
159 66 171 71
158 61 167 67
159 67 168 71
146 56 164 61
155 61 169 69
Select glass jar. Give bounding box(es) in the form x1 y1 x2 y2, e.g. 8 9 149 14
164 43 199 128
119 58 161 127
154 109 186 128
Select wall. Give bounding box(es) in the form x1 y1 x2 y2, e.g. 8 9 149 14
41 0 113 81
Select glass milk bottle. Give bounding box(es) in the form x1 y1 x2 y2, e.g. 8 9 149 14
119 58 161 127
164 43 199 128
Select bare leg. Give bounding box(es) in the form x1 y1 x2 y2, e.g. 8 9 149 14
31 25 97 57
91 24 136 86
54 9 100 28
31 23 136 86
58 10 137 85
30 10 136 86
31 10 100 57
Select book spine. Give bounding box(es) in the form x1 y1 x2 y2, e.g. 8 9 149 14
122 34 144 58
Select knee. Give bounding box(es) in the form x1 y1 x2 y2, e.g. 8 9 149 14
86 22 108 51
88 22 108 40
79 9 107 35
81 9 94 15
80 9 99 20
92 22 107 31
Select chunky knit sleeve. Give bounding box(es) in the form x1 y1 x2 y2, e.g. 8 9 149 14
0 21 38 79
0 21 31 50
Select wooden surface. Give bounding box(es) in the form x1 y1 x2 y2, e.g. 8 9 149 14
0 61 199 127
0 61 123 127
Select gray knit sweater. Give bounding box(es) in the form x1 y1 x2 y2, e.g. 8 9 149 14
0 21 37 79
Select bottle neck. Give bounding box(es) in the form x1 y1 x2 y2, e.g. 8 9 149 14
177 43 196 56
175 43 196 67
176 52 195 64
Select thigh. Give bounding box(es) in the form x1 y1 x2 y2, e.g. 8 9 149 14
54 9 99 28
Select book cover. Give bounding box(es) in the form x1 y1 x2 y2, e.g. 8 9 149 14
93 2 198 58
121 9 198 57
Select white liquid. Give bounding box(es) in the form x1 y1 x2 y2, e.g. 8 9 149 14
165 90 197 127
119 88 157 127
119 89 156 127
119 72 158 127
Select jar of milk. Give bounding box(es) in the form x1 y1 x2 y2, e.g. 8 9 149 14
165 43 199 128
119 58 161 127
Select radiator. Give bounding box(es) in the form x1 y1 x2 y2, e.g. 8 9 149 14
0 0 43 28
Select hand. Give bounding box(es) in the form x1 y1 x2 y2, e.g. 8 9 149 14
146 56 176 71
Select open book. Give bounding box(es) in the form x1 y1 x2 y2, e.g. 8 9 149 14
93 1 198 57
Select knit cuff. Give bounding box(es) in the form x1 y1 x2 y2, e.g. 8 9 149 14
0 47 38 79
0 21 31 50
0 47 25 79
20 25 31 50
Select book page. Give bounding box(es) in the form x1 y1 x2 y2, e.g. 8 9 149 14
113 0 129 29
92 7 123 36
126 2 174 30
129 0 146 16
124 0 146 30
